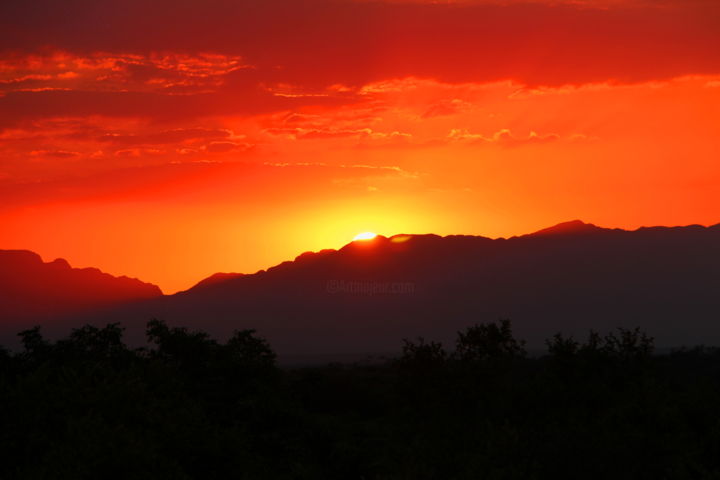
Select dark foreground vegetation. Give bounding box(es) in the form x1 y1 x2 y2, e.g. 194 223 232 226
1 319 720 479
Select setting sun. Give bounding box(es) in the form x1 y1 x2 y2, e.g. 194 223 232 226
353 232 378 241
2 0 720 473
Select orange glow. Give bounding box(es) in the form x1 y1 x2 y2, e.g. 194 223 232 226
1 0 719 292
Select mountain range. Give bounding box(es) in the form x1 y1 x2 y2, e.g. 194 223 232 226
1 220 719 356
0 249 160 330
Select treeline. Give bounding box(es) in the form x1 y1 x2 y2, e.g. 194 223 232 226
1 319 720 478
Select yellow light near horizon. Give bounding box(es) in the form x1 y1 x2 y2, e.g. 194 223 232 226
353 232 378 241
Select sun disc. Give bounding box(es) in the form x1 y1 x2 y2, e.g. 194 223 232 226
353 232 377 241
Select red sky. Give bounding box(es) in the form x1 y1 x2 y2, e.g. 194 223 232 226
1 0 719 293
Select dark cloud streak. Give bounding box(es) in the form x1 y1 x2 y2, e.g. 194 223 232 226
0 0 718 126
1 0 718 87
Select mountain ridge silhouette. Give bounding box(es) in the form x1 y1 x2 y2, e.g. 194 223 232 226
182 220 716 293
0 249 162 327
2 220 719 355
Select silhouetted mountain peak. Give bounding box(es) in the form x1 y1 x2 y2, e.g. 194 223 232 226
528 220 605 237
0 249 43 269
0 249 163 321
190 272 245 290
185 221 720 298
49 258 71 269
294 248 337 262
3 221 720 355
340 234 390 251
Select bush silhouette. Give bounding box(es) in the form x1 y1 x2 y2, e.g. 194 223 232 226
398 337 447 369
1 319 719 479
454 319 526 362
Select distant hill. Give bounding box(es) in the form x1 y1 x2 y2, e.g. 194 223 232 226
2 221 719 355
0 250 162 329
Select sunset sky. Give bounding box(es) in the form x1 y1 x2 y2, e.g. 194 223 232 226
1 0 719 293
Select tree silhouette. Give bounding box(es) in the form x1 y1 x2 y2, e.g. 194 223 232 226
225 329 276 369
398 337 447 370
17 325 49 357
1 319 718 479
454 319 526 362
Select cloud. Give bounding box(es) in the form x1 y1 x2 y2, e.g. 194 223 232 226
0 52 249 96
0 158 422 209
30 149 81 158
265 126 413 144
0 87 348 128
422 99 472 118
114 148 142 157
96 128 234 146
298 128 374 140
1 0 718 93
447 128 561 146
204 141 252 153
0 1 717 130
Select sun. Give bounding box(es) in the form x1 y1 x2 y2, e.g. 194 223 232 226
353 232 378 241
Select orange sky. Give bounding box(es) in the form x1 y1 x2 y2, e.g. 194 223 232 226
1 0 719 293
